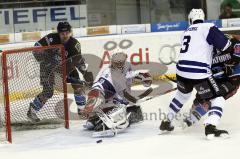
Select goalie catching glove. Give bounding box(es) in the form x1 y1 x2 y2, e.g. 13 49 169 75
135 72 152 87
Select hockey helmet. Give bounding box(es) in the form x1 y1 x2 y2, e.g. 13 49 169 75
57 21 72 33
188 9 205 25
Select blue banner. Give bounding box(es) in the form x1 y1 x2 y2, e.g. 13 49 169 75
151 21 188 32
151 20 222 32
205 20 222 28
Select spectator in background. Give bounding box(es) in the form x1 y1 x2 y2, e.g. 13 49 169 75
221 0 240 10
151 0 171 22
219 3 238 19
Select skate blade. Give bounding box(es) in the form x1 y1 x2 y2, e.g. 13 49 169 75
220 133 230 139
206 134 215 140
206 133 230 140
158 130 172 135
180 122 189 130
28 118 40 123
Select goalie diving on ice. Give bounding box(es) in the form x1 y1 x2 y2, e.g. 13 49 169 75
80 52 153 138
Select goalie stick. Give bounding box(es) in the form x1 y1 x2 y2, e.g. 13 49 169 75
138 87 153 98
137 87 177 104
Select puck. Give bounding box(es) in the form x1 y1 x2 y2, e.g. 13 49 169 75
96 139 102 143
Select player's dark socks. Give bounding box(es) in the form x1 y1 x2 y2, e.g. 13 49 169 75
27 103 40 122
205 124 229 138
159 120 174 132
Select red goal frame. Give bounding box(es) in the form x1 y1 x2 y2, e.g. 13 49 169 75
1 45 69 143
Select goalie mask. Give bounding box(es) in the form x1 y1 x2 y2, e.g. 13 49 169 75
111 52 127 71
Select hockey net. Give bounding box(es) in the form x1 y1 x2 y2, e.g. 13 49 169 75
0 45 69 143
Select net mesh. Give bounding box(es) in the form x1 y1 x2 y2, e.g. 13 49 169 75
0 46 67 142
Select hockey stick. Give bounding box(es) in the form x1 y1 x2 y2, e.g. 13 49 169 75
137 87 177 104
164 74 177 83
138 87 153 98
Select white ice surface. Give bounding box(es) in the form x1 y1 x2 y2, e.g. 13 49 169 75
1 86 240 159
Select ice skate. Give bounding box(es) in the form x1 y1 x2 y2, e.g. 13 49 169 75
27 103 40 123
205 124 229 140
159 120 174 134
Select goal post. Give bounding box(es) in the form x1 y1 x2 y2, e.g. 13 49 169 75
0 45 69 143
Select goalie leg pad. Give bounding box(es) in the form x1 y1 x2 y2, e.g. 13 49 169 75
84 89 105 113
84 104 130 137
96 104 129 131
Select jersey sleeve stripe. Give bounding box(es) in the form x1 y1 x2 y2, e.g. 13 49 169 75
178 60 210 68
177 64 208 73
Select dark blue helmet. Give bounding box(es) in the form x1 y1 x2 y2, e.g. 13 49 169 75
57 21 72 33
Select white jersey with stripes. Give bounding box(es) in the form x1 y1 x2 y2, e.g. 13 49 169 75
176 22 231 79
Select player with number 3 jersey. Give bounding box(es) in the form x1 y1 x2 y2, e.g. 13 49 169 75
159 9 236 139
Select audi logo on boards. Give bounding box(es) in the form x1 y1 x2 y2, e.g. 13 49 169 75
103 39 133 51
158 44 181 65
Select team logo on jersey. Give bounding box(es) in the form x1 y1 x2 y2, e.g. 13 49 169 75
75 43 81 52
234 44 240 57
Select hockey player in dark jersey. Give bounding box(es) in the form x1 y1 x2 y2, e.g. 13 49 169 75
182 35 240 133
27 21 93 122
